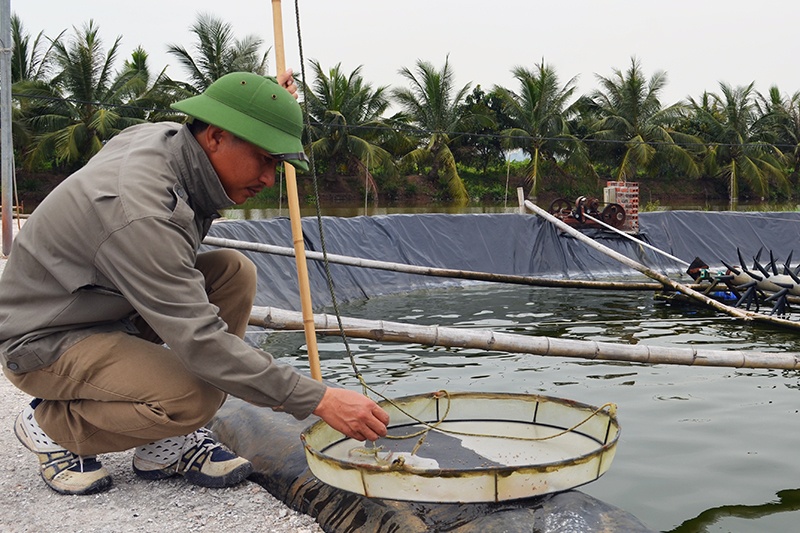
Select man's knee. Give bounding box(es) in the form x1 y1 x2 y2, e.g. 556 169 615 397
160 383 226 431
196 249 257 295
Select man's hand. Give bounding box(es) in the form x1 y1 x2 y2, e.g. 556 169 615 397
313 387 390 442
277 69 299 100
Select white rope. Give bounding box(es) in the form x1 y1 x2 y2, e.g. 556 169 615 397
582 212 690 267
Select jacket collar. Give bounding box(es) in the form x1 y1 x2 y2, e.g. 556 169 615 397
173 125 235 219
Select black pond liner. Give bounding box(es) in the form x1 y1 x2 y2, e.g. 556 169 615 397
205 211 800 532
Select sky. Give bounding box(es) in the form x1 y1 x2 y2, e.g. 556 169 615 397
10 1 800 107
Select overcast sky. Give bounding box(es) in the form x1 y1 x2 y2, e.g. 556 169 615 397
10 1 800 107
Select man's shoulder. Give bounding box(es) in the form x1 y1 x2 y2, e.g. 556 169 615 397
122 120 184 136
106 121 184 149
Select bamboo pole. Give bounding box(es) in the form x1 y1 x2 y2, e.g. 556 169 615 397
203 235 682 291
250 306 800 370
524 200 800 331
271 0 321 381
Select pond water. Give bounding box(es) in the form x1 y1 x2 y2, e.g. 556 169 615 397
260 283 800 533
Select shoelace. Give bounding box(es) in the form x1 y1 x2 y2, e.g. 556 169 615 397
42 451 98 474
180 429 223 472
74 455 98 472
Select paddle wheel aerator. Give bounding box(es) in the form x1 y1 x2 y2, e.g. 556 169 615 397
549 196 627 230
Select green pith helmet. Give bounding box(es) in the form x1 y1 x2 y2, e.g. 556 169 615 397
171 72 309 171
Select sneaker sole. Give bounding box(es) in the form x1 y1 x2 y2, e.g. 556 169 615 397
132 464 179 481
43 471 113 496
184 460 254 488
14 411 41 453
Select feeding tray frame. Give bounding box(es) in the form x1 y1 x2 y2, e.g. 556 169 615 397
301 391 620 503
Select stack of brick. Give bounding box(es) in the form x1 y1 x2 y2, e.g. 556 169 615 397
603 181 639 233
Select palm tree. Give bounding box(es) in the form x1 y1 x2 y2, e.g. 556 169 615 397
586 57 701 183
9 14 63 156
303 60 394 195
688 82 788 202
754 86 800 185
392 57 485 204
166 13 270 95
451 84 506 174
23 20 146 170
10 14 61 83
494 62 593 197
116 46 182 122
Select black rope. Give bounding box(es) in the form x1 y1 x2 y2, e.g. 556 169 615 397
292 0 365 390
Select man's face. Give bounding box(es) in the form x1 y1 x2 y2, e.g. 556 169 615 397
206 129 280 205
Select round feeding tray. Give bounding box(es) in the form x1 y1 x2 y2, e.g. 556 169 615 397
301 391 620 503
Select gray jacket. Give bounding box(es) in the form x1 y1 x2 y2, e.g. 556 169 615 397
0 122 325 419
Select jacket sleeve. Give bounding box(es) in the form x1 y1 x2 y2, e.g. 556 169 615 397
92 215 326 419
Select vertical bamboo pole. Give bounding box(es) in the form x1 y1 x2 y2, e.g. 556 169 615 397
271 0 322 381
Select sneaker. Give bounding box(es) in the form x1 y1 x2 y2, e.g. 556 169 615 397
132 427 253 488
14 400 113 495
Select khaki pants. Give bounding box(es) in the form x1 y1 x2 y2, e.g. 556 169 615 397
5 249 257 456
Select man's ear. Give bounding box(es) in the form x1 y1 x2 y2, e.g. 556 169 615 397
201 125 226 153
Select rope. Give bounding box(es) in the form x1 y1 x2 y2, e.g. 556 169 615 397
293 0 365 394
277 164 284 217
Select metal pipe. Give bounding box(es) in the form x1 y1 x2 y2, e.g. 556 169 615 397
0 0 13 256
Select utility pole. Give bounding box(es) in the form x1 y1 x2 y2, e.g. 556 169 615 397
0 0 13 255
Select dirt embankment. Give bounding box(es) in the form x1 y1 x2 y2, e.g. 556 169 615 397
13 170 727 214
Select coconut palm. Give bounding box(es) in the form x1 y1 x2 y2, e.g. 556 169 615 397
587 57 701 182
754 86 800 183
23 20 146 170
494 62 593 197
303 60 394 195
10 14 61 83
116 46 182 122
392 57 485 203
166 13 270 95
688 82 788 202
9 14 64 155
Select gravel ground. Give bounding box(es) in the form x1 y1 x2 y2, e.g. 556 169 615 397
0 221 324 533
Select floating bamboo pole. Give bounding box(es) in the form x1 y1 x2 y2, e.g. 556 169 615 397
250 306 800 370
203 235 683 291
271 0 321 381
523 199 800 332
205 235 800 306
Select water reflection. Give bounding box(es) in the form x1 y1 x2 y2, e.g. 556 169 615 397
221 199 800 220
221 204 522 220
667 489 800 533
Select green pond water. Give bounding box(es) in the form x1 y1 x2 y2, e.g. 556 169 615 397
261 283 800 533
